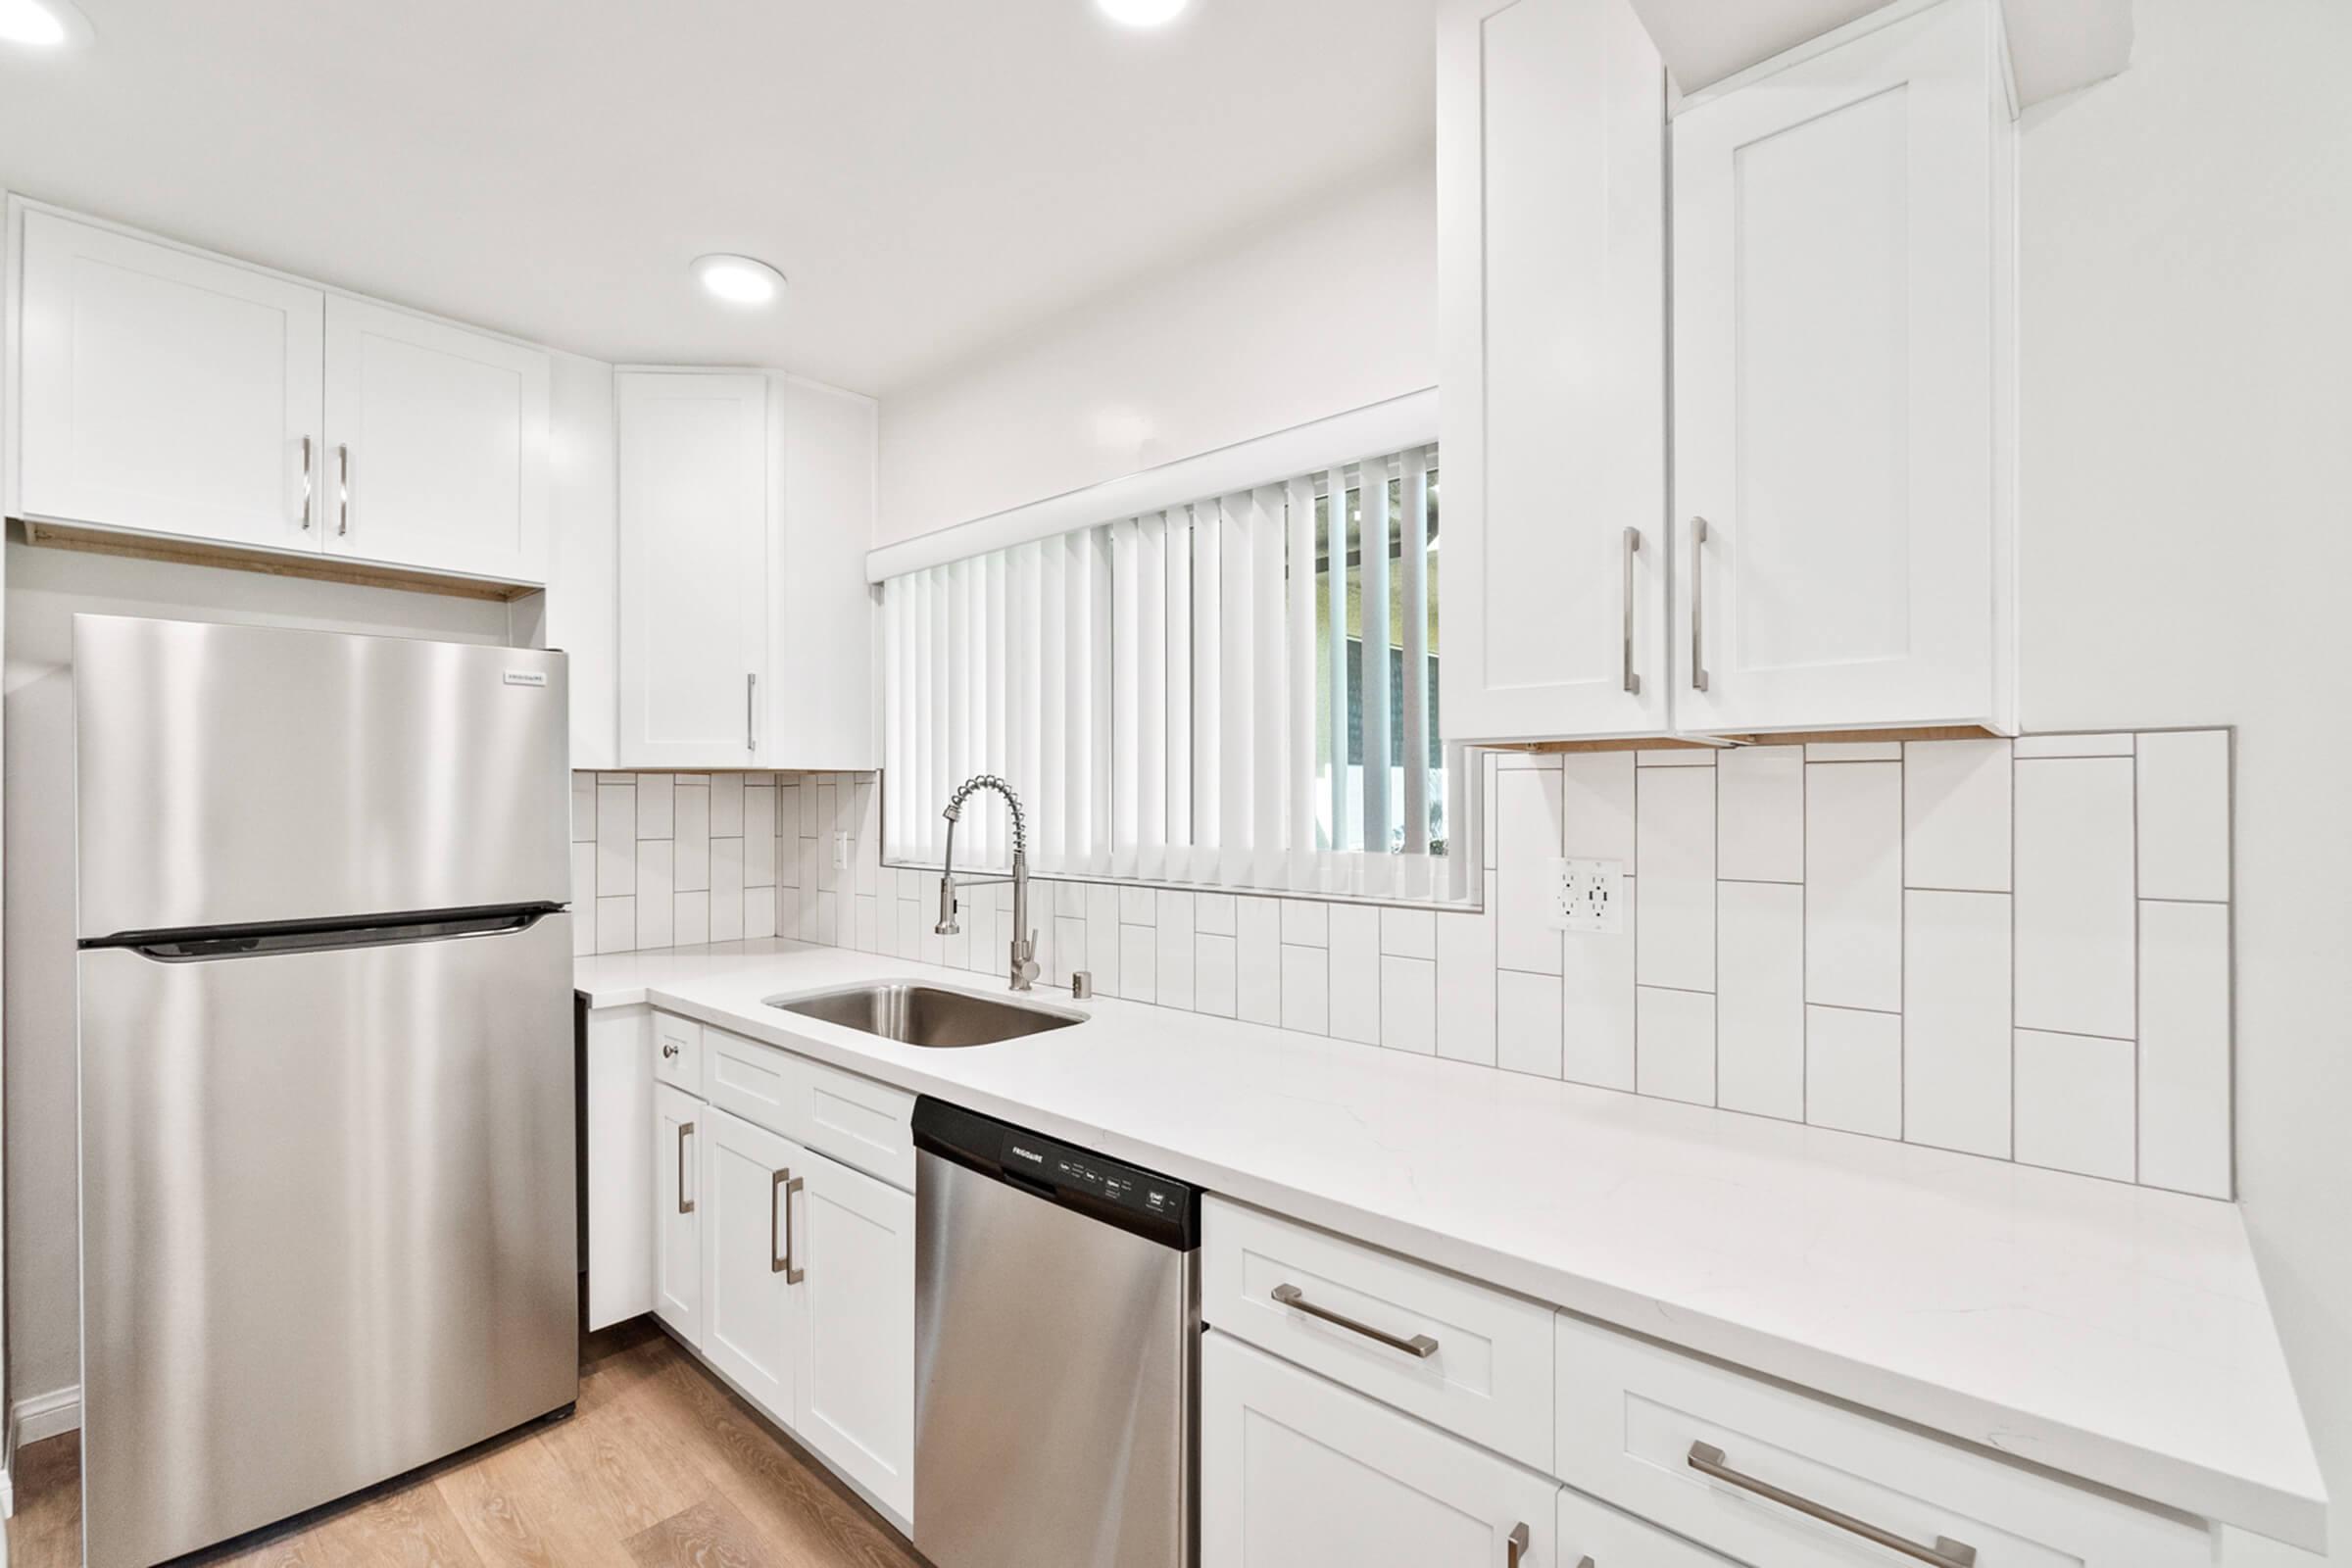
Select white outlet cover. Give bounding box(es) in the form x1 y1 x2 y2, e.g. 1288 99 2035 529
1548 857 1625 934
832 830 851 870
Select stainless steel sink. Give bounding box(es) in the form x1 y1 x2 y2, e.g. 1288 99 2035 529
764 981 1084 1048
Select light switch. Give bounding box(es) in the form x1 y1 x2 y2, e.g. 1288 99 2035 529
1548 857 1625 934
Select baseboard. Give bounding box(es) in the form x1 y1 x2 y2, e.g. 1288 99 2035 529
9 1385 81 1448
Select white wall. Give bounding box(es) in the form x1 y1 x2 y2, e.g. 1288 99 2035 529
875 154 1437 549
2014 0 2351 1557
1 542 512 1413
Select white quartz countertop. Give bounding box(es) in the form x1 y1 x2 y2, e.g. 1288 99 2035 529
577 940 2328 1551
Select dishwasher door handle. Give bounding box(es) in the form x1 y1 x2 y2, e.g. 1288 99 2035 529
1270 1283 1438 1359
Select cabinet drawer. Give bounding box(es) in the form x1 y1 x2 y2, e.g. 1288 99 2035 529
1203 1330 1556 1568
1553 1312 2208 1568
1557 1486 1736 1568
652 1010 702 1091
703 1027 914 1191
1204 1198 1553 1471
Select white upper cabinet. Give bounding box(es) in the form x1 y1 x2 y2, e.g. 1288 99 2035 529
1439 0 1669 743
615 369 771 768
322 294 550 582
17 208 324 551
1671 0 2016 735
11 204 552 588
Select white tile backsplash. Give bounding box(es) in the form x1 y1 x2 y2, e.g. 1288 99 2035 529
2015 757 2136 1038
569 726 2232 1198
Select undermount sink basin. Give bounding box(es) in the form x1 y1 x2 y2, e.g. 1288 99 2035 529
764 981 1084 1048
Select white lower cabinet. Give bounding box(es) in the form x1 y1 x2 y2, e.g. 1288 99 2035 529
793 1148 915 1520
648 1066 914 1524
1555 1487 1735 1568
1203 1330 1557 1568
652 1081 703 1345
698 1107 799 1418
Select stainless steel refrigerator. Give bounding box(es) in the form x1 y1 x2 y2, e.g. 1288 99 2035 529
73 614 578 1568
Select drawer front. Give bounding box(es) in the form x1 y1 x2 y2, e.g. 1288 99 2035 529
1203 1330 1556 1568
652 1009 702 1091
702 1027 914 1192
1553 1313 2209 1568
1557 1486 1737 1568
1204 1198 1553 1471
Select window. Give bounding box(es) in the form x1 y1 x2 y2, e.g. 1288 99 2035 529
881 445 1473 902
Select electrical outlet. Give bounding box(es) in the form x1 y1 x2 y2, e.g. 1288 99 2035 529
1547 857 1625 934
832 830 851 870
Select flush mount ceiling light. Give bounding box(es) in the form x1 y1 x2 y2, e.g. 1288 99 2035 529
691 253 786 308
1096 0 1189 26
0 0 94 49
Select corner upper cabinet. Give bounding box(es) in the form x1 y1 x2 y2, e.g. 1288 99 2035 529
615 369 771 767
1438 0 1669 743
321 294 550 582
16 208 324 551
1670 0 2017 736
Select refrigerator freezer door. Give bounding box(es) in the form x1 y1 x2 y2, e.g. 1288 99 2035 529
77 912 578 1568
74 614 569 940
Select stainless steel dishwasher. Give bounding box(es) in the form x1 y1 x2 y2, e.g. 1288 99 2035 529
913 1097 1201 1568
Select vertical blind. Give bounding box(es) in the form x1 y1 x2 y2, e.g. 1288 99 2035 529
882 447 1472 903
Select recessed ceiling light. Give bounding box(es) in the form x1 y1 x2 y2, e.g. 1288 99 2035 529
0 0 93 49
1096 0 1189 26
691 253 786 308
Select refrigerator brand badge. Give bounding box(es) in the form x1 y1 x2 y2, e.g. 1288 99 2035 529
503 669 549 688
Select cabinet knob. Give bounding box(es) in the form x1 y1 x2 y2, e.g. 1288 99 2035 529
661 1041 680 1059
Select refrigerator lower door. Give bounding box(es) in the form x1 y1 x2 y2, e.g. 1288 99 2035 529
77 912 577 1568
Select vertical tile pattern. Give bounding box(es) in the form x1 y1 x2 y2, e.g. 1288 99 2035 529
1805 1005 1902 1138
1328 905 1382 1046
1635 765 1715 992
1804 761 1902 1012
2015 758 2136 1038
1716 746 1803 884
2137 900 2232 1197
564 725 2229 1197
1496 970 1563 1079
1902 890 2013 1158
1635 986 1714 1105
1716 881 1804 1120
2136 730 2230 902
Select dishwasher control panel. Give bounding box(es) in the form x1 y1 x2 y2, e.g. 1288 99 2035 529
1004 1135 1186 1220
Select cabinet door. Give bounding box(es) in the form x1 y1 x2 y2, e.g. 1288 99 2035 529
652 1082 703 1345
1438 0 1668 742
616 370 770 767
1557 1486 1737 1567
1202 1331 1555 1568
583 1005 655 1332
321 295 551 583
17 209 324 551
699 1108 800 1420
795 1147 915 1522
1671 0 2010 734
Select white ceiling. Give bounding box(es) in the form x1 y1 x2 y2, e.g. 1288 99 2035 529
0 0 1438 395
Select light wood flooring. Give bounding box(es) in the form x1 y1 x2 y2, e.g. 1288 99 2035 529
6 1318 926 1568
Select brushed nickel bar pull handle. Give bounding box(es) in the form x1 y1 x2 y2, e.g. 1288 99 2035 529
746 672 758 754
1688 1443 1977 1566
298 436 314 530
1505 1522 1530 1568
336 443 351 537
677 1121 695 1214
1270 1283 1437 1359
777 1171 806 1283
1689 515 1709 692
1621 525 1642 695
